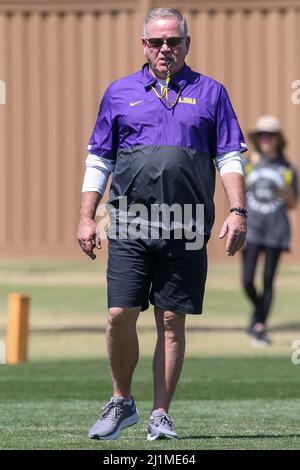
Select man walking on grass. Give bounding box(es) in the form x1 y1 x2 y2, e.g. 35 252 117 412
77 7 247 441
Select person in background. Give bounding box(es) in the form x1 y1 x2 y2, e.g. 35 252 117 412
242 115 298 346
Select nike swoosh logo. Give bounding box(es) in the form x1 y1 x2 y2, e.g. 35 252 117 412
130 100 144 107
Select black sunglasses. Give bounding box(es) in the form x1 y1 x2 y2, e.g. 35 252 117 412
144 37 185 48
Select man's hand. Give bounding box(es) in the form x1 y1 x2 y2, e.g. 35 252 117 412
219 213 247 256
219 172 247 255
77 191 102 260
77 217 101 260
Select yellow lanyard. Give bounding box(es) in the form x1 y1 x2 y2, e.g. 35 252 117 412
151 70 181 108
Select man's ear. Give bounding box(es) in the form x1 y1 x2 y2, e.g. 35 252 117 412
185 36 191 54
142 38 147 57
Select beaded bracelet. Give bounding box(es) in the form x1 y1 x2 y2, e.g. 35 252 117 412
230 207 248 218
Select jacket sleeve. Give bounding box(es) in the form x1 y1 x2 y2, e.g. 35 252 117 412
213 85 248 157
87 86 118 162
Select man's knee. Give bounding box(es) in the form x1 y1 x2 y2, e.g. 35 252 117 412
108 307 140 329
163 311 186 338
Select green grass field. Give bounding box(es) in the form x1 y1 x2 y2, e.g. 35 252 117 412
0 261 300 449
1 358 300 450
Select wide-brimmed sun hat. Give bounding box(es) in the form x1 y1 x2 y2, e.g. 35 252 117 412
248 115 286 149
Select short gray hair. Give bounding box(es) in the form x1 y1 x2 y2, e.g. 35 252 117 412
143 8 188 38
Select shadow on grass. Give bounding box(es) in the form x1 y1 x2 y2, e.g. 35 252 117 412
178 433 300 440
1 322 300 335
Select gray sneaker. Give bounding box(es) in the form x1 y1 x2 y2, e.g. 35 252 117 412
89 396 139 440
147 410 177 441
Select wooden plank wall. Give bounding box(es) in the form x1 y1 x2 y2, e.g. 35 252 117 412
0 0 299 260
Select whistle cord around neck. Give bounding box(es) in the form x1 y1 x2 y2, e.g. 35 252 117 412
151 70 181 108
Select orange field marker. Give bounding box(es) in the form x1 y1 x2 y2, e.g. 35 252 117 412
6 294 30 364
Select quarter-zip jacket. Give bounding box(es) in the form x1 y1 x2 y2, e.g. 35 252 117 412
88 63 247 238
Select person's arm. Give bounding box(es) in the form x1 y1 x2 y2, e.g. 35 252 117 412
77 85 116 259
277 167 298 209
212 85 248 256
77 153 115 259
77 191 102 260
218 172 247 256
280 186 298 209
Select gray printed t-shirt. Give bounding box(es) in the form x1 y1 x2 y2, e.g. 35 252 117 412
244 155 298 250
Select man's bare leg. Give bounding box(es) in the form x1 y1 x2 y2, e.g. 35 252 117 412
107 306 141 400
152 307 186 413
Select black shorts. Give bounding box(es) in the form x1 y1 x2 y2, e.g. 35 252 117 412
107 237 208 315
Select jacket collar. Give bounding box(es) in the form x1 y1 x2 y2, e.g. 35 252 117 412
141 62 192 90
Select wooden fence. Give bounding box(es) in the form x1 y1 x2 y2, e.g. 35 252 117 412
0 0 299 260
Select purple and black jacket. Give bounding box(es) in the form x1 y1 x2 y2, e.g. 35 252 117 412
88 63 247 238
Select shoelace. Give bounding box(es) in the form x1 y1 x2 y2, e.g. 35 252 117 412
151 413 174 429
98 400 124 421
